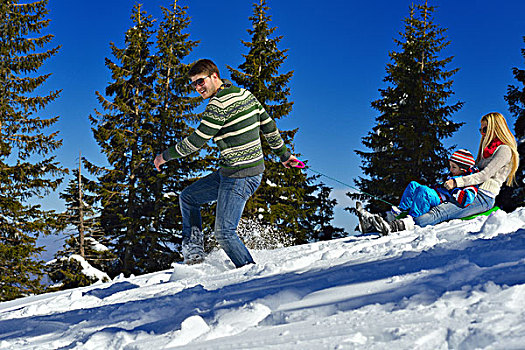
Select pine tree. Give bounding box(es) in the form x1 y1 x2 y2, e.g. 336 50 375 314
351 1 463 213
150 1 208 260
86 4 159 276
47 153 114 290
499 35 525 211
58 154 100 259
303 184 345 241
87 2 202 276
0 0 66 301
47 256 109 291
228 0 342 243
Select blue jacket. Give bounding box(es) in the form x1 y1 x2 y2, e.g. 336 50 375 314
434 167 479 207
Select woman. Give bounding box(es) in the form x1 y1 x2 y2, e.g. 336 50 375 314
363 112 520 235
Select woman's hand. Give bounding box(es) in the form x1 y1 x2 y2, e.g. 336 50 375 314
444 178 456 190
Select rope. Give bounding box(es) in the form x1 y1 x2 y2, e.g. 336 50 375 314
306 167 395 207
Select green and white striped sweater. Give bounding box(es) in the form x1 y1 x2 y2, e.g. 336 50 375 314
162 81 291 177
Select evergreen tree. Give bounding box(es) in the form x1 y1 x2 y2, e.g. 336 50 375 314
0 0 66 301
228 0 341 243
304 184 345 241
86 4 159 276
58 154 101 259
47 154 114 290
499 35 525 211
47 256 109 291
87 2 201 276
150 1 207 260
350 2 463 213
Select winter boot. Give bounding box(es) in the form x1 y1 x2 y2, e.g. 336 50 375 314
371 215 415 236
182 226 205 264
391 216 415 232
370 215 392 236
355 201 377 233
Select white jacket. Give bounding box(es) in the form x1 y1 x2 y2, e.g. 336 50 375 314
454 145 512 197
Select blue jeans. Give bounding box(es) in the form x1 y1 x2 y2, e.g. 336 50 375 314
179 170 262 268
399 181 441 217
414 191 495 227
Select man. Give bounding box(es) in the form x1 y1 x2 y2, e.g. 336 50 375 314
154 59 299 268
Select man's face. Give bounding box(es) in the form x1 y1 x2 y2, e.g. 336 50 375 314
190 72 217 99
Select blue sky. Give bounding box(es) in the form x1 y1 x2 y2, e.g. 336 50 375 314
37 0 524 233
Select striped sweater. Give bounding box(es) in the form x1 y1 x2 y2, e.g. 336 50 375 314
433 167 479 207
162 81 291 177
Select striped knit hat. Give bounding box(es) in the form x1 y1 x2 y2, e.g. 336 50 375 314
450 149 475 170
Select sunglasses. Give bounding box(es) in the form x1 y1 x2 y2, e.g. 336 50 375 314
190 75 210 88
479 126 487 134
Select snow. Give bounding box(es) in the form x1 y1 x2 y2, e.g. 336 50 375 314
46 255 110 285
85 237 109 252
70 255 111 282
265 179 278 187
1 207 524 349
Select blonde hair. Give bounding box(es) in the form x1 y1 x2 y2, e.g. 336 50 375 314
477 112 519 186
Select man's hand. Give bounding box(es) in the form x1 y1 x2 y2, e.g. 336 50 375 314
282 155 301 168
154 154 166 172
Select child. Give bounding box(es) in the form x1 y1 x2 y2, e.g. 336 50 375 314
396 149 479 218
357 149 479 234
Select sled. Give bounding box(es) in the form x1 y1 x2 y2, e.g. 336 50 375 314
356 204 501 236
394 206 501 221
460 206 500 220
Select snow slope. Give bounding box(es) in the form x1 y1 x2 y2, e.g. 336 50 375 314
1 208 524 349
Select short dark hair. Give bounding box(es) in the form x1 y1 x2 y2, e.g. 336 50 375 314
188 59 220 79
